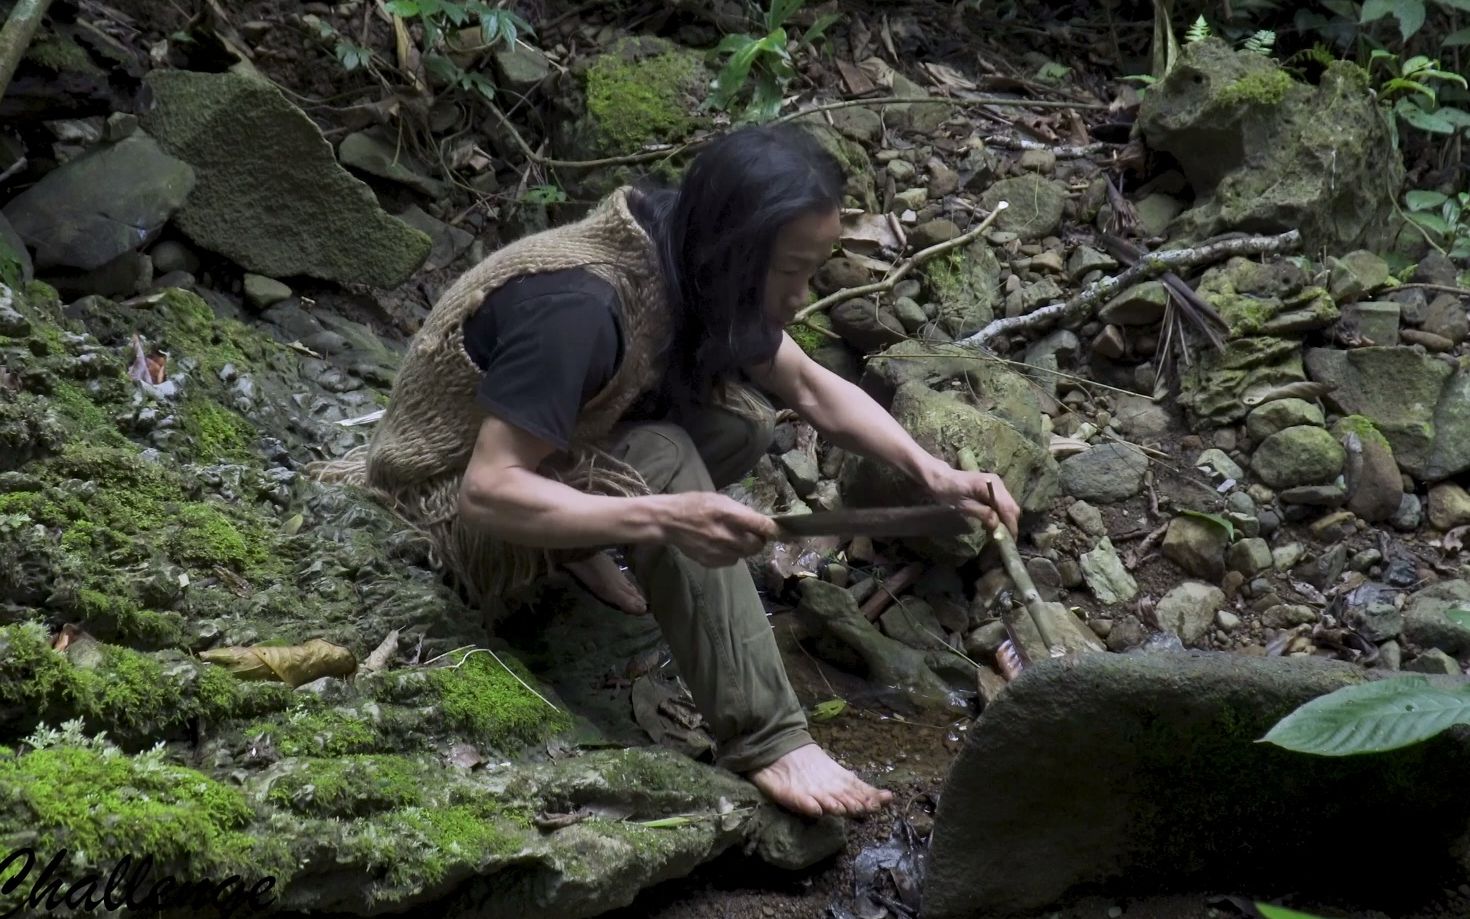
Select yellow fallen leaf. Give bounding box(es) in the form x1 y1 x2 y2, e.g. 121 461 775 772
200 638 356 687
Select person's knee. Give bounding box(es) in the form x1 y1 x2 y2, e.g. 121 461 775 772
621 422 709 494
704 412 774 487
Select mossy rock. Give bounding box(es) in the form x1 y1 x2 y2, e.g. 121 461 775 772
1138 38 1402 252
1177 336 1305 428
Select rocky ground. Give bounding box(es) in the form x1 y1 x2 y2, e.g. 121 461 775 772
3 1 1470 917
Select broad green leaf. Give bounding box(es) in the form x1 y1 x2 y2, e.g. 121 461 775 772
1408 212 1453 235
637 815 694 828
1446 608 1470 629
481 14 501 43
766 0 805 31
384 0 420 15
424 53 460 85
1359 0 1399 21
1383 77 1435 102
1422 70 1470 89
1446 26 1470 46
1395 0 1427 39
441 1 470 26
716 33 754 53
749 73 784 122
1397 98 1457 132
1260 675 1470 756
1256 905 1330 919
1402 54 1433 75
1407 189 1450 210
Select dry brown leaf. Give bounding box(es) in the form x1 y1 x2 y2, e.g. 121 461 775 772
200 637 357 687
920 62 976 91
836 58 875 95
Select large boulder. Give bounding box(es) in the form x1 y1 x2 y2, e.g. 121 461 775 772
138 70 431 288
841 381 1060 564
924 652 1470 918
922 238 1002 337
1424 357 1470 482
1402 579 1470 657
1304 346 1453 480
2 132 194 271
1138 38 1403 253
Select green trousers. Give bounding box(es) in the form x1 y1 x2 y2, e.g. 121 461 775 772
598 395 814 775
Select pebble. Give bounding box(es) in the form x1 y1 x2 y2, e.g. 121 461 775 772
1391 493 1423 531
1401 328 1455 352
1257 509 1281 536
1019 148 1057 173
1108 907 1124 918
1216 610 1241 631
1350 548 1383 572
1377 640 1402 670
1406 649 1461 674
1066 500 1107 537
887 159 917 182
1272 542 1305 571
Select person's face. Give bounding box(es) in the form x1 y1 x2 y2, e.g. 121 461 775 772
762 207 841 327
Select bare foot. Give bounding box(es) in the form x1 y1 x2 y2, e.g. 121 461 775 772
564 551 647 615
748 743 893 818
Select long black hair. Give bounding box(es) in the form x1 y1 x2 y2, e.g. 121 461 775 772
628 123 845 414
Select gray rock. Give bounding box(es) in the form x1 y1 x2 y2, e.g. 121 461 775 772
1345 432 1404 524
1341 585 1402 642
1424 362 1470 482
922 238 1001 337
1305 347 1453 480
1134 193 1184 237
1196 448 1244 482
1265 604 1318 628
911 219 959 248
492 44 552 94
880 597 949 653
1407 649 1462 675
1156 582 1226 645
1328 250 1391 302
1414 251 1459 287
1341 301 1400 346
1216 610 1241 631
242 273 291 310
888 73 950 135
1111 393 1173 438
967 620 1010 658
1428 482 1470 530
1067 246 1117 280
3 133 194 271
1279 483 1347 507
893 296 929 333
1246 398 1325 441
148 240 199 275
1251 425 1345 489
1423 295 1469 345
1392 493 1424 531
1017 148 1056 174
139 70 431 288
1378 640 1402 670
1079 537 1138 605
339 127 447 198
1099 281 1170 326
1163 515 1228 581
1136 40 1402 253
1059 443 1148 504
887 159 917 182
778 450 820 498
829 298 906 352
1227 537 1273 577
979 174 1065 240
1227 491 1257 516
924 652 1470 918
1402 580 1470 656
1066 500 1107 538
828 107 881 144
395 205 474 273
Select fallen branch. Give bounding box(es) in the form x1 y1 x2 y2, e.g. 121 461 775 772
793 201 1010 327
986 135 1117 157
0 0 56 102
958 229 1301 348
1392 282 1470 298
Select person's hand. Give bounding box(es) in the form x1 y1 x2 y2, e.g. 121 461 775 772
661 492 779 567
925 466 1021 538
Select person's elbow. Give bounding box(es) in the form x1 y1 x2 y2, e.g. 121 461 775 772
458 466 507 528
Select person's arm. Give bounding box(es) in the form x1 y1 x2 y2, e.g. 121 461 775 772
745 332 1022 534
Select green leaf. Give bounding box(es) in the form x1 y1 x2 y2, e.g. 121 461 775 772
1408 212 1453 235
1383 77 1436 102
1397 0 1427 39
462 71 496 101
1402 54 1433 75
637 815 694 828
766 0 805 31
1407 189 1450 210
715 33 755 53
1397 98 1457 132
384 0 420 16
810 698 848 722
1261 675 1470 756
1256 905 1331 919
1433 0 1470 11
801 12 840 46
1422 70 1470 89
441 1 470 26
749 72 785 122
1446 26 1470 46
424 53 460 84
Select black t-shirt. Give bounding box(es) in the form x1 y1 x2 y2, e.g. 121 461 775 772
462 267 667 450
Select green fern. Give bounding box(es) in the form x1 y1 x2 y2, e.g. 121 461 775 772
1243 29 1275 55
1186 15 1212 43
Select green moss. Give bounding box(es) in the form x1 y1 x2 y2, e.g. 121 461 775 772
0 623 293 737
23 33 104 75
44 380 125 443
786 314 833 355
1218 67 1295 107
170 501 269 570
428 649 573 749
585 38 704 154
181 399 257 464
246 706 378 757
73 589 186 648
264 754 429 817
1332 414 1393 452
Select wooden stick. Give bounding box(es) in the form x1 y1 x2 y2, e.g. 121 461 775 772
0 0 56 102
860 561 926 622
957 229 1302 348
792 201 1010 324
